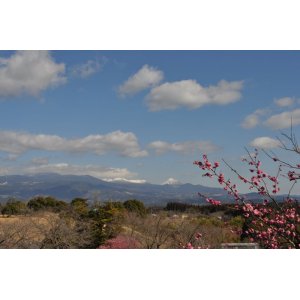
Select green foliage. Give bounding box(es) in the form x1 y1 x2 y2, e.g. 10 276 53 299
103 201 124 211
195 215 228 227
165 202 192 212
228 215 245 227
102 201 125 220
165 202 241 216
123 199 146 216
86 206 119 248
70 198 89 217
27 196 67 212
1 199 27 215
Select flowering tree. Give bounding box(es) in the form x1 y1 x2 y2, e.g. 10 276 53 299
193 131 300 249
98 235 139 249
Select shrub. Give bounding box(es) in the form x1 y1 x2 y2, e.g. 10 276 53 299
27 196 67 212
123 199 146 216
1 199 27 215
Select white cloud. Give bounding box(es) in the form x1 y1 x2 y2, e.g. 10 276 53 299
250 137 281 149
148 140 219 155
146 79 243 111
162 177 181 185
0 130 148 158
119 64 164 96
0 51 66 97
274 97 295 107
0 162 140 181
241 108 269 129
241 113 260 129
264 109 300 130
71 59 102 78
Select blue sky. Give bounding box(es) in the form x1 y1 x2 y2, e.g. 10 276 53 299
0 50 300 193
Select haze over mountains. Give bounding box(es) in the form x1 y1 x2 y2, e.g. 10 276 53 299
0 173 223 205
0 173 291 206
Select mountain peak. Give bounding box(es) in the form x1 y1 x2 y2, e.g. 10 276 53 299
162 178 182 185
102 178 147 184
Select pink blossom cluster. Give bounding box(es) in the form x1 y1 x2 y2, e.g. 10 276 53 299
194 152 300 249
205 197 221 206
98 235 139 249
242 200 299 248
184 232 209 249
194 155 242 201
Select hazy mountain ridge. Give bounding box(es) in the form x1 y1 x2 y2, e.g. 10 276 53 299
0 173 295 205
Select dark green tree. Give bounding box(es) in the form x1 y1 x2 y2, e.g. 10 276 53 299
27 196 67 212
123 199 146 216
1 199 27 216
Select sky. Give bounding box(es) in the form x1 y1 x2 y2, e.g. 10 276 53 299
0 50 300 193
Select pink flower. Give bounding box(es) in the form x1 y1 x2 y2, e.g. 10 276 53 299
253 209 260 216
195 233 202 240
206 198 221 206
186 243 194 249
205 161 212 168
214 162 220 168
218 173 225 184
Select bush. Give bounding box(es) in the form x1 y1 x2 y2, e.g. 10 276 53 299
1 199 27 215
27 196 67 212
123 199 146 216
70 198 89 217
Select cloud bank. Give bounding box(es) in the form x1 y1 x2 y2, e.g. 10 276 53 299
148 140 219 155
0 130 148 158
0 162 141 182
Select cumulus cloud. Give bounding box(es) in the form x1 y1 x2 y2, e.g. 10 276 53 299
145 79 243 111
119 64 164 96
241 108 269 129
71 59 102 78
0 50 66 97
148 140 219 155
0 130 148 158
250 137 281 149
264 109 300 130
274 97 295 107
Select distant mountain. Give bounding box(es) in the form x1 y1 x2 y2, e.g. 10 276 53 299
0 173 294 206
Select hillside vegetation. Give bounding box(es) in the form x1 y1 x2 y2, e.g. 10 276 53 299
0 196 256 249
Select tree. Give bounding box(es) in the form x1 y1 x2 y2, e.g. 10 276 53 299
123 199 146 216
27 196 67 212
193 130 300 249
1 199 27 216
70 198 89 217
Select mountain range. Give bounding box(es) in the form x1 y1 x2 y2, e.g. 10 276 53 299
0 173 292 206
